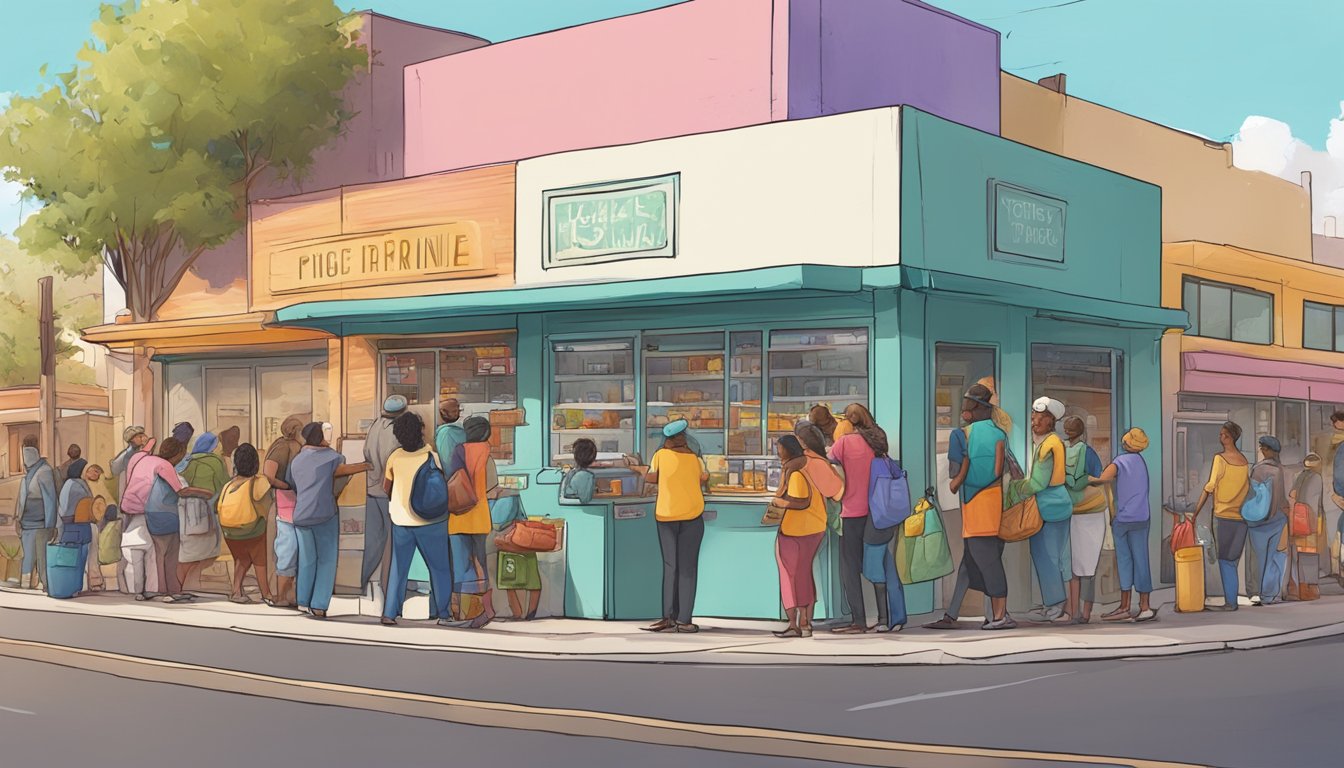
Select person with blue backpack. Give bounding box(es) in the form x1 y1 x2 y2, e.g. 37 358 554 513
379 412 454 626
1246 436 1289 606
1191 421 1252 611
829 404 904 633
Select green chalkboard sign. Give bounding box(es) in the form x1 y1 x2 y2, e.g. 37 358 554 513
544 174 678 269
992 182 1066 264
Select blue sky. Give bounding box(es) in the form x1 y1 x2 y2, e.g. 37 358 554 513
4 0 1344 232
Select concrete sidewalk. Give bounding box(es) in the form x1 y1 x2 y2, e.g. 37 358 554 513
2 585 1342 666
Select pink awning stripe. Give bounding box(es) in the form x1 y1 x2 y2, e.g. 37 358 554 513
1183 351 1344 402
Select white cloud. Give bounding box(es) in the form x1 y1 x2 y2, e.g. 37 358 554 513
1232 106 1344 234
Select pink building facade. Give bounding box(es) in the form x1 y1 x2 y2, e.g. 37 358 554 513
405 0 1000 175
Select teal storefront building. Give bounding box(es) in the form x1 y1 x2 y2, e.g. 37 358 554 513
275 108 1186 622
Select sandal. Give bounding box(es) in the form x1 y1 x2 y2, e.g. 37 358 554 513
228 594 251 605
1101 607 1131 622
830 624 869 635
922 615 961 630
1134 607 1159 623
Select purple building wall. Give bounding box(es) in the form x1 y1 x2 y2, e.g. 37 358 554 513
788 0 1000 134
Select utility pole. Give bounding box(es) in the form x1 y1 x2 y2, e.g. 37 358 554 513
38 276 56 461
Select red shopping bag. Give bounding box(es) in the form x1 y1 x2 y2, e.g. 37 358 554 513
1170 518 1196 552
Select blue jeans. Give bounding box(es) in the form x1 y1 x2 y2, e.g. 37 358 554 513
384 519 453 620
1247 517 1286 602
274 519 298 577
1112 520 1152 593
1029 519 1071 608
861 541 907 629
295 516 339 612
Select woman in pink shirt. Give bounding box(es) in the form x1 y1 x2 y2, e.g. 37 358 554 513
827 404 887 633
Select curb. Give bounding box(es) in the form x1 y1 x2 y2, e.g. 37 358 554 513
4 589 1343 667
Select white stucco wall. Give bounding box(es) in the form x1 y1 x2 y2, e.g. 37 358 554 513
514 107 901 286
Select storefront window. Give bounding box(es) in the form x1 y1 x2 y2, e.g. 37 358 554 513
1310 403 1344 460
1276 400 1306 468
644 331 726 455
766 329 869 453
1031 345 1118 463
549 327 870 495
729 331 764 456
552 339 636 463
933 344 997 511
381 335 518 463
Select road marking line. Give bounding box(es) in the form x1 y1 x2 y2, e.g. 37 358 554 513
0 705 34 715
849 672 1075 711
0 635 1203 768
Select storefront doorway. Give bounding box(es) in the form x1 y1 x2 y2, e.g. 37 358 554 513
1030 344 1122 607
166 357 327 451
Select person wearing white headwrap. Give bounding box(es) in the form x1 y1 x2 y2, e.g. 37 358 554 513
1009 397 1073 624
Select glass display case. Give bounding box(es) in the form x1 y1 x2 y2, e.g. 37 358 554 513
643 332 726 457
729 331 764 456
552 339 637 463
766 328 869 452
380 334 519 462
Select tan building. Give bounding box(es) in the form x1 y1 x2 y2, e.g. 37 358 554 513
1002 73 1343 595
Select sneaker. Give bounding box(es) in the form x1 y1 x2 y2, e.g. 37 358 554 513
133 593 149 601
922 615 962 630
1206 603 1238 612
1249 595 1263 606
1024 605 1064 623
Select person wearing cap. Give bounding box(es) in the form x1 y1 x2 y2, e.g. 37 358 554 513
1090 428 1156 621
361 395 408 600
1286 452 1325 601
291 422 369 618
1009 396 1073 624
642 419 709 633
110 426 150 500
927 384 1014 630
1246 435 1289 605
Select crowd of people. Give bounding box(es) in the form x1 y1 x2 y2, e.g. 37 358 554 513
7 387 1340 634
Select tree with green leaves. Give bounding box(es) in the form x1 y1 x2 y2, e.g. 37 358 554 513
0 237 100 387
0 0 366 322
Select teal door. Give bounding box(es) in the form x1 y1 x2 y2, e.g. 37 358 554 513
608 502 663 620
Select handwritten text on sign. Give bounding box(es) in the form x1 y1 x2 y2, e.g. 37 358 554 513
993 184 1066 263
269 222 485 294
545 174 678 268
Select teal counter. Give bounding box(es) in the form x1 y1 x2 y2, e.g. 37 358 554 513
532 481 845 621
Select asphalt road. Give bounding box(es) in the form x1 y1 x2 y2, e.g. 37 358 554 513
0 606 1338 767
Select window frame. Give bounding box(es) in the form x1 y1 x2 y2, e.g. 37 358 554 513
545 320 874 495
1181 276 1274 345
1303 299 1344 352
